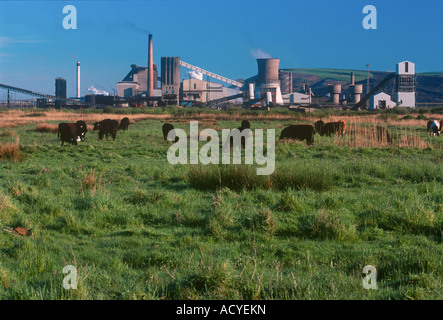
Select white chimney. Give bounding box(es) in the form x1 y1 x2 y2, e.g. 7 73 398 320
76 61 80 98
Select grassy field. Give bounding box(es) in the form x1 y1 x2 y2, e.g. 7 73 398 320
0 108 442 300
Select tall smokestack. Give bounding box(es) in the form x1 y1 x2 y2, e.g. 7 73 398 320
76 61 80 99
147 34 154 99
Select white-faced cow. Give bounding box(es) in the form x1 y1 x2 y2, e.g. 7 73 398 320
75 120 88 141
427 120 442 136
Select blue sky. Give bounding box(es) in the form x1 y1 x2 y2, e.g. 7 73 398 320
0 0 442 98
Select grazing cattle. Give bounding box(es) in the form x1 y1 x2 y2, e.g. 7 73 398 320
338 120 346 136
223 120 252 151
119 117 130 131
75 120 88 141
314 120 324 134
320 121 346 137
162 123 178 142
375 125 393 144
279 124 315 145
427 120 441 136
93 119 119 140
58 123 78 146
57 122 67 140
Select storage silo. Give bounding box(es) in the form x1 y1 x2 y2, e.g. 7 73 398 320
329 84 341 105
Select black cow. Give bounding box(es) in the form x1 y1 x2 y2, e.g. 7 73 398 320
75 120 88 141
314 120 324 134
320 121 346 137
223 120 252 151
279 124 315 145
93 119 119 140
119 117 130 131
58 123 78 146
162 123 178 142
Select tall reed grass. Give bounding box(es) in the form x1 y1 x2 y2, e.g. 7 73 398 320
188 164 335 192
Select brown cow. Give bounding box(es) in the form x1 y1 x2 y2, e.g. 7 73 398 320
314 120 324 134
58 123 78 146
320 121 346 137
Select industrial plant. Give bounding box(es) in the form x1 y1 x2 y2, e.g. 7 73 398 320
0 34 423 111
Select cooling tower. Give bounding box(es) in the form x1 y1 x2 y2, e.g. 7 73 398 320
256 58 283 105
147 34 154 98
257 58 280 84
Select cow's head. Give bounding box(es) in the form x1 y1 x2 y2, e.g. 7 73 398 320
241 120 250 129
93 122 100 130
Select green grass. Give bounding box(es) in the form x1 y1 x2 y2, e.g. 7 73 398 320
0 114 442 300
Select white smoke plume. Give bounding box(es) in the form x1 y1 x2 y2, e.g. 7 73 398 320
250 48 272 59
88 86 110 96
188 71 203 80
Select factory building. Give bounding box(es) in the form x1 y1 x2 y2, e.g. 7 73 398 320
55 78 67 99
395 61 416 107
369 92 396 110
85 94 115 106
116 64 159 98
282 92 311 105
55 78 67 108
161 57 181 97
181 78 242 104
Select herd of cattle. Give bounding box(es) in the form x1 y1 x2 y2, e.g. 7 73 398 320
278 118 442 145
57 117 129 145
279 120 347 145
57 117 442 146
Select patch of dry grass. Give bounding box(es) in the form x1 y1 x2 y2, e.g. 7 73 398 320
36 123 58 134
0 142 25 162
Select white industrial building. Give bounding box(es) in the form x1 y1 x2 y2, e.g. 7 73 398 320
181 78 243 104
369 92 397 110
395 61 416 108
282 92 311 105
